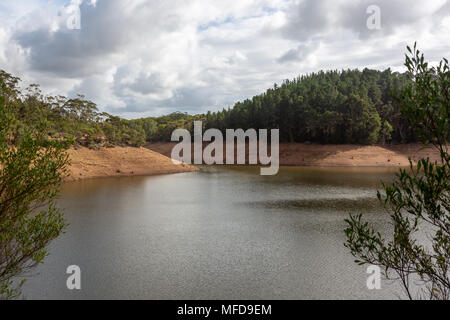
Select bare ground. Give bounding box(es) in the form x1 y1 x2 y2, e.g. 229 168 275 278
146 142 442 167
65 146 199 181
64 143 441 181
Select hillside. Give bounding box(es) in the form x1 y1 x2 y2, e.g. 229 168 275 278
147 142 441 167
0 68 415 150
66 146 198 181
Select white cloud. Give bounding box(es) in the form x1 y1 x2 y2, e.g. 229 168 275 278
0 0 448 118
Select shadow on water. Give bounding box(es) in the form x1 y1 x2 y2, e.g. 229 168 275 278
245 197 381 212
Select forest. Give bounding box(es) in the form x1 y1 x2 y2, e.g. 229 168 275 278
0 68 416 148
202 68 413 144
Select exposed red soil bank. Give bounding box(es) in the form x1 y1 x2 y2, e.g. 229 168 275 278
65 146 199 181
146 143 441 167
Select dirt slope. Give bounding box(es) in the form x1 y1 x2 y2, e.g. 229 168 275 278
147 142 441 167
66 146 198 181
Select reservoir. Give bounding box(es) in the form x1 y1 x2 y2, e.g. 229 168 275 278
23 166 402 299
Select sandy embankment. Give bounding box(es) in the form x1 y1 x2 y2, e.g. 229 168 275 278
65 146 198 181
147 142 442 167
65 143 442 181
278 143 441 166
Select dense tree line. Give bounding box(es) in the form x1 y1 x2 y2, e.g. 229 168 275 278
130 112 203 143
0 70 147 148
1 68 417 147
203 69 415 144
0 70 206 147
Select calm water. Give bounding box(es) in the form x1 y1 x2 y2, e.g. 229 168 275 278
23 166 404 300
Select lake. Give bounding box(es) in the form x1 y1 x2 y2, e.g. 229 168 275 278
22 166 404 300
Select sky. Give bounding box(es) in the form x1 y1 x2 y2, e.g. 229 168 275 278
0 0 449 118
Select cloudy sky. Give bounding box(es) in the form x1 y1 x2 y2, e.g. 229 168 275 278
0 0 449 118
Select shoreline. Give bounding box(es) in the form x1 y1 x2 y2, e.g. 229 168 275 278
65 146 199 182
147 142 441 167
64 143 442 181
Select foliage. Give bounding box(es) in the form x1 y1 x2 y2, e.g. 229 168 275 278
344 44 449 300
0 71 148 148
0 79 70 299
132 112 204 142
203 68 412 144
0 68 416 146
